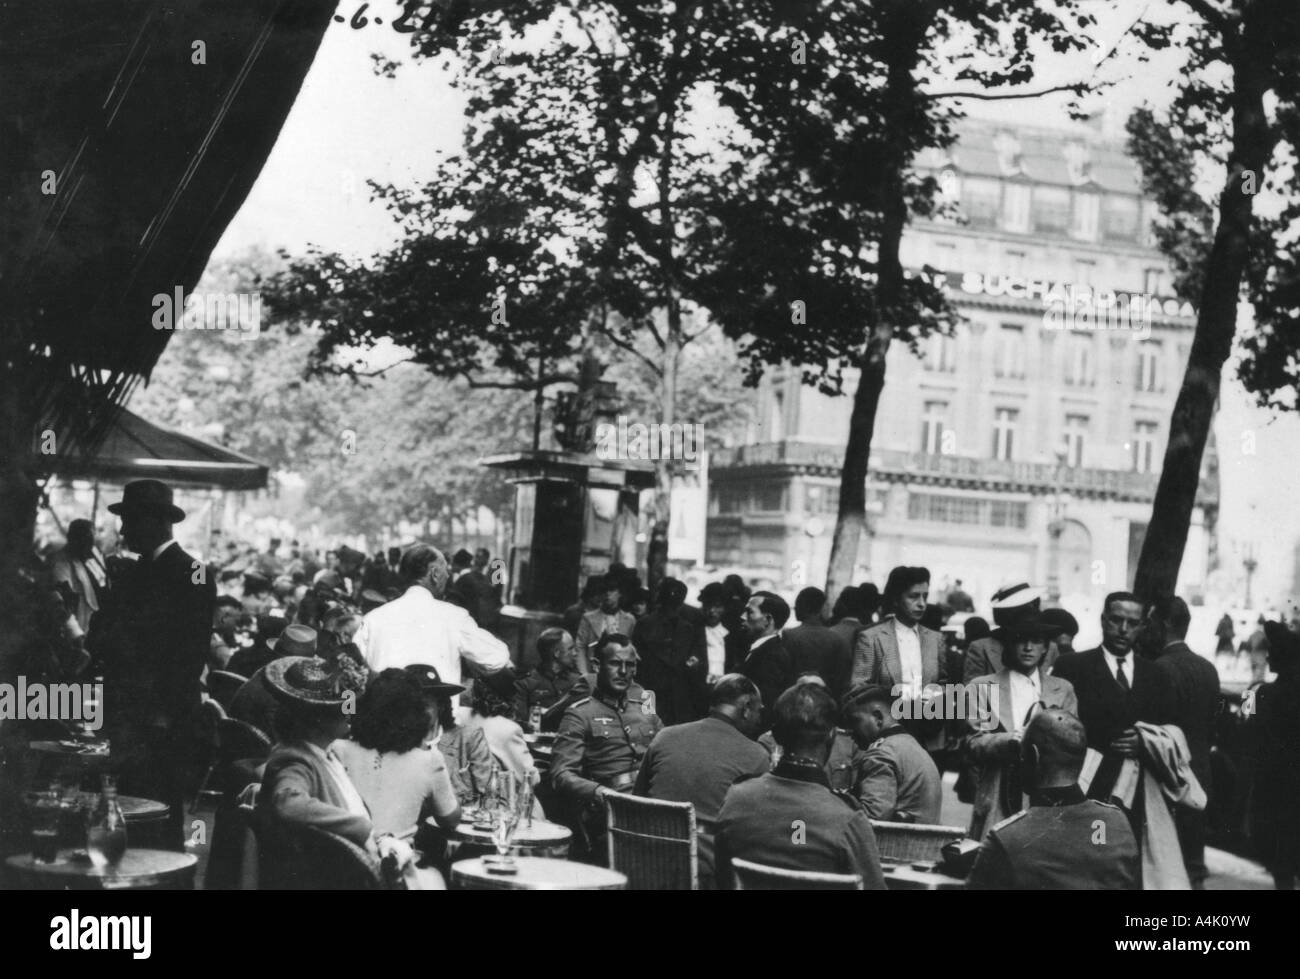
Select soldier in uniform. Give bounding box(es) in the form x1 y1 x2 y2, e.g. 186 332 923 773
760 674 866 793
513 627 583 731
715 683 886 888
968 708 1139 889
550 633 663 863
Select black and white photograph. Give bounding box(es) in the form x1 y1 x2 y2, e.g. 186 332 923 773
0 0 1295 942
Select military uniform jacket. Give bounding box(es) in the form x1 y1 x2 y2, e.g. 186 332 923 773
551 687 663 804
715 759 887 889
858 727 943 824
967 787 1139 890
513 665 584 728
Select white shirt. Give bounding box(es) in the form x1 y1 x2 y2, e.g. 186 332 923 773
306 741 369 819
1102 646 1134 686
705 623 728 677
1008 668 1042 734
151 539 177 560
354 585 510 690
749 632 778 652
893 618 923 686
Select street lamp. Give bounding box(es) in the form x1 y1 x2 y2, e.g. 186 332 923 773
1047 446 1068 604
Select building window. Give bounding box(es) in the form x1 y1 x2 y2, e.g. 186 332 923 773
1137 340 1162 392
1063 414 1089 468
907 493 1028 529
1102 195 1140 241
1072 191 1100 241
805 484 840 515
1033 186 1071 234
1003 182 1031 233
923 332 957 373
963 177 1001 228
989 500 1029 530
753 484 786 512
993 408 1019 461
1143 267 1163 295
1133 421 1159 473
1064 332 1094 386
921 401 948 455
994 324 1026 379
715 485 747 515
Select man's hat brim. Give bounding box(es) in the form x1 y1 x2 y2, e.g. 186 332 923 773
107 500 186 522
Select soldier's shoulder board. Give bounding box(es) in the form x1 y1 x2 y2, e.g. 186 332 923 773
990 810 1029 833
569 697 592 709
1092 800 1124 812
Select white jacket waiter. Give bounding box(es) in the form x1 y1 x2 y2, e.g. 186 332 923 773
355 544 512 696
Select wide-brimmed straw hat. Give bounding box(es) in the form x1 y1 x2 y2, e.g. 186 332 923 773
265 656 362 709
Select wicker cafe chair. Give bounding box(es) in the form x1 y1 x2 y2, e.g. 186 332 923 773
731 858 864 891
215 717 272 795
207 670 248 711
605 794 698 890
869 821 967 864
253 811 398 890
190 699 228 809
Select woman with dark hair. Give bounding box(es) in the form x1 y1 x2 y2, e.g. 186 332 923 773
468 683 542 815
402 664 497 806
333 669 461 839
849 566 949 755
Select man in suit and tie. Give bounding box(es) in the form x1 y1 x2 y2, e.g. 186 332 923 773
1144 595 1220 888
737 591 795 732
91 479 216 849
962 610 1077 839
1051 590 1162 803
783 586 853 701
852 566 948 753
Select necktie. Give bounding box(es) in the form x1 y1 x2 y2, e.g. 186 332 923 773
1115 656 1130 691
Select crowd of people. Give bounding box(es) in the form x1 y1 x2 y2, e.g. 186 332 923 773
6 477 1299 891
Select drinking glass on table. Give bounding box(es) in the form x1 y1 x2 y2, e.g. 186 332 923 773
26 791 61 863
491 805 520 864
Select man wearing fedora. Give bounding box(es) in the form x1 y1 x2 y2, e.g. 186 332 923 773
962 609 1077 841
90 478 215 848
229 625 320 743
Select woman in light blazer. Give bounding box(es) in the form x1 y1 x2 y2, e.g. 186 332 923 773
963 613 1078 841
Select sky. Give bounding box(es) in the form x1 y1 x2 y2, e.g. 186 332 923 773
210 1 1300 611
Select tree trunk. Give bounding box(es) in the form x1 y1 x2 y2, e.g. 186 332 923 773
1132 35 1272 606
824 1 930 607
825 332 891 606
646 311 679 597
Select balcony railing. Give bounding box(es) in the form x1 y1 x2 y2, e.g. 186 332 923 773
712 442 1218 504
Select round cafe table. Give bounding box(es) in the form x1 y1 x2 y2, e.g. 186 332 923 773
440 814 572 860
451 856 626 891
25 740 113 776
70 792 169 824
5 849 197 891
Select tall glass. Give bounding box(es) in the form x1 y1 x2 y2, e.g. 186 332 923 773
27 791 61 863
85 774 128 869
